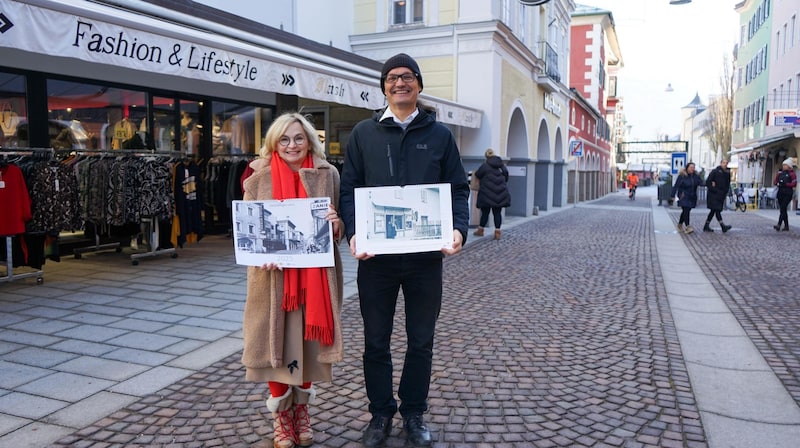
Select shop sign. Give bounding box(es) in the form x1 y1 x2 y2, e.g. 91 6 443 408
544 93 562 117
767 109 800 127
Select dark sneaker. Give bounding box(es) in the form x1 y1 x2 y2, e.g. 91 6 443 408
363 415 392 448
721 224 732 233
403 414 432 447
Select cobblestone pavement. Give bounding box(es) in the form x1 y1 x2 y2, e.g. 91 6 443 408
52 194 712 447
666 205 800 406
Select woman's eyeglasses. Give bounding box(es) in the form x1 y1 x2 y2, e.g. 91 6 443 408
279 135 306 147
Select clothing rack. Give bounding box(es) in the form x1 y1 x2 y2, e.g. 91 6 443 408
1 148 53 284
130 216 177 265
1 236 44 284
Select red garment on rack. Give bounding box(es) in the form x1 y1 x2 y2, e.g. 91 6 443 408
0 163 32 235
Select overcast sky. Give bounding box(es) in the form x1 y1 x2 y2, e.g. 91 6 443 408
582 0 740 140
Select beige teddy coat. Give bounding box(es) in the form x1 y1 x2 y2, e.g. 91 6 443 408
240 155 344 384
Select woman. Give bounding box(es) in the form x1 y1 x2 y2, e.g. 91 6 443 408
703 159 732 233
241 112 344 448
671 162 703 234
773 158 797 231
472 148 511 240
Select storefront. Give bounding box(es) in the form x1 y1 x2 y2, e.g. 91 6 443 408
0 0 479 274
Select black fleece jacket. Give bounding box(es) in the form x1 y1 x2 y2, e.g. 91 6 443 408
339 107 470 249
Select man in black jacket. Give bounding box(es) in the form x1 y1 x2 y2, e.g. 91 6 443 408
704 159 732 233
340 53 469 447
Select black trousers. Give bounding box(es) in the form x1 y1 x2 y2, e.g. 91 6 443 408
358 255 442 418
778 194 792 227
679 207 692 225
706 209 723 223
479 206 503 228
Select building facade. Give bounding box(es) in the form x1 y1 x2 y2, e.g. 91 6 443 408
568 4 621 203
732 0 800 189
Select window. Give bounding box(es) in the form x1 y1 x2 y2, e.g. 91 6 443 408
0 71 27 148
392 0 423 25
46 79 148 150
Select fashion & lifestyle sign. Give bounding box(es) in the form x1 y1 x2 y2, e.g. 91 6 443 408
0 0 385 110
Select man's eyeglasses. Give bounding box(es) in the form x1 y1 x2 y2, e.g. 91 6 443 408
279 135 306 147
385 73 417 84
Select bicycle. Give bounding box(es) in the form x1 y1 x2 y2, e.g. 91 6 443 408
628 185 637 200
728 189 747 212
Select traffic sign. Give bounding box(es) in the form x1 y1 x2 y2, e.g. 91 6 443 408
671 152 687 175
570 140 584 157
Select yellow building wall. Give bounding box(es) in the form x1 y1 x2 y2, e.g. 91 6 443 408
354 0 377 34
417 56 455 101
501 59 539 158
438 0 458 24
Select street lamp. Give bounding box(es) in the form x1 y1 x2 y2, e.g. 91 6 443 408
669 0 692 4
519 0 552 5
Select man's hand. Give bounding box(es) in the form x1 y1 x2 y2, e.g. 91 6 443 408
442 229 463 256
349 235 374 260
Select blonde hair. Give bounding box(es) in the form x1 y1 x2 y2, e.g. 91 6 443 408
259 112 326 160
485 148 495 158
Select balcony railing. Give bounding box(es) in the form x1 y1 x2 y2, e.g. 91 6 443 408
540 41 560 83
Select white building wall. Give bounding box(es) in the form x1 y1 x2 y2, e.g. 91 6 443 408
767 0 800 137
195 0 355 50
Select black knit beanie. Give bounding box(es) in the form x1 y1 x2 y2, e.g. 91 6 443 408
380 53 423 93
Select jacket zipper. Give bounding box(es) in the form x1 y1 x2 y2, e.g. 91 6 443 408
387 143 394 177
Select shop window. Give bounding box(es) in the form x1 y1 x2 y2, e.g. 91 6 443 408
46 79 148 150
0 72 27 148
153 96 177 152
212 101 273 155
180 99 202 155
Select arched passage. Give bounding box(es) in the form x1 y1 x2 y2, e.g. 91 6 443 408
534 119 552 211
505 107 529 216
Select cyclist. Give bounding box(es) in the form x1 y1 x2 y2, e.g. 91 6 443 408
626 171 639 200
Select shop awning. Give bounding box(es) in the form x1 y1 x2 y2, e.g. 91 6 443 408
2 0 482 128
729 129 800 155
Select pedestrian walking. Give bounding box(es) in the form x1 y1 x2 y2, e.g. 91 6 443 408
703 159 732 233
773 158 797 231
339 52 469 448
472 148 510 240
671 162 703 234
241 112 345 448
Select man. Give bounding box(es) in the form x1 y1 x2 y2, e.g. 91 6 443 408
703 159 732 232
339 53 469 447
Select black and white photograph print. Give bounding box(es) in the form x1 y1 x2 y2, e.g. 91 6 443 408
232 197 334 268
354 183 454 255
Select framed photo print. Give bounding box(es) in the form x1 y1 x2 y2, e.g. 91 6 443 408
354 183 453 255
232 198 334 268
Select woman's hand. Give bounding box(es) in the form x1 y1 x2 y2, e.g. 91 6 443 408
259 262 282 271
327 204 341 240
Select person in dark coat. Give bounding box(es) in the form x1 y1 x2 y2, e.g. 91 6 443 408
671 162 703 234
472 148 511 240
773 158 797 231
703 159 732 233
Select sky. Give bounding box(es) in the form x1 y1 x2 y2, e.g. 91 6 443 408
582 0 740 141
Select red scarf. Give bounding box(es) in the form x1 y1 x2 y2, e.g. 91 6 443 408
270 154 334 346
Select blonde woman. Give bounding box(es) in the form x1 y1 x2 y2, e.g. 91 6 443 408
241 112 344 448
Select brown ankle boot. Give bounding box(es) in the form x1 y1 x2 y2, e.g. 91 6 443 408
292 386 315 447
267 388 296 448
494 229 501 240
473 227 484 236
